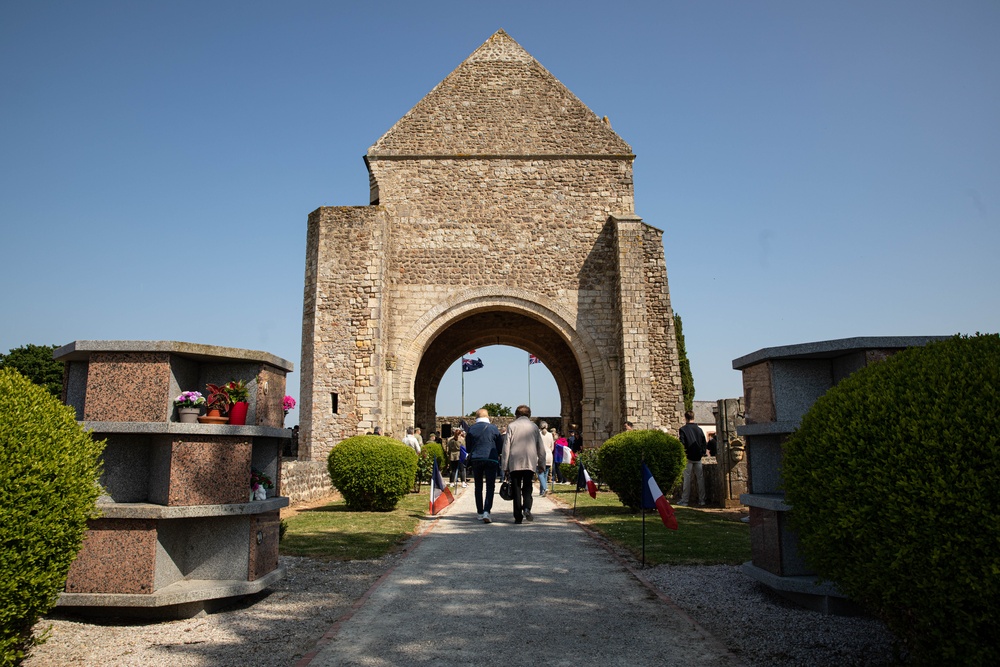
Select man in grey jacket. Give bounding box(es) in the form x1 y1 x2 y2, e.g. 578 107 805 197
502 405 547 524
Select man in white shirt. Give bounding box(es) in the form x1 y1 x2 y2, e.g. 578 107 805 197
402 427 421 454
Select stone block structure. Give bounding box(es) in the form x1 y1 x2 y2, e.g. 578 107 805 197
301 30 683 461
54 340 292 618
733 336 947 614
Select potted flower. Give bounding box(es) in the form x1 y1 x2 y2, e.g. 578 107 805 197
173 391 206 423
204 383 232 421
283 395 296 425
224 379 251 425
250 468 273 501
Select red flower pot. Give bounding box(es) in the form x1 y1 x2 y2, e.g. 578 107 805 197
228 401 249 426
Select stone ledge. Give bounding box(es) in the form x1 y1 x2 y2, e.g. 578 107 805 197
741 562 866 616
96 497 289 519
81 421 290 438
54 339 294 371
737 421 800 437
57 566 285 609
732 336 949 370
740 493 792 512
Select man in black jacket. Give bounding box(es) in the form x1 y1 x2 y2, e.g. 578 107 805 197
678 410 707 506
465 408 504 523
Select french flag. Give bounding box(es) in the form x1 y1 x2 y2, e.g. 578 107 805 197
576 464 597 498
554 441 574 465
429 458 454 515
641 463 678 530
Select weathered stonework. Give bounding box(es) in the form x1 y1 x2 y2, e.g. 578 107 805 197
301 30 683 461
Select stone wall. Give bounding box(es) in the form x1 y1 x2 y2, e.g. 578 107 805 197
280 459 332 504
300 30 682 462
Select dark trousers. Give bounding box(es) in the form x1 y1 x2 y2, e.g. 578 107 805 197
470 460 497 514
510 470 535 523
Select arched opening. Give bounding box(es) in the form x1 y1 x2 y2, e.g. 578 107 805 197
433 344 561 418
412 310 584 435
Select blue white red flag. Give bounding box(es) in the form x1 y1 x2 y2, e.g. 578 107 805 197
462 357 484 372
429 458 454 515
459 444 467 463
529 354 541 365
576 464 598 498
553 440 575 465
641 463 678 530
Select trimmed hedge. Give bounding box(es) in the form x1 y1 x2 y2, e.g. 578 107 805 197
783 334 1000 666
417 442 446 482
598 429 685 511
559 448 603 488
0 369 105 666
327 436 418 511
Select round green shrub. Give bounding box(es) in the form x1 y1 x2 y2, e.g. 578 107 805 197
783 334 1000 666
327 435 418 511
418 442 446 482
559 449 603 488
0 368 105 666
598 429 685 511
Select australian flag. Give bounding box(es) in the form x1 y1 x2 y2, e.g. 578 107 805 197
529 354 541 365
462 357 484 372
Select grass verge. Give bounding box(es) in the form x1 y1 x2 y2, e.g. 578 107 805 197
546 485 750 566
280 486 749 566
280 492 428 560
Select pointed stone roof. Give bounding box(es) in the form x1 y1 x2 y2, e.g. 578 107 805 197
368 30 633 157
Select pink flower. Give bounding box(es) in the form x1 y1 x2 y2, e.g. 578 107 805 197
283 395 296 414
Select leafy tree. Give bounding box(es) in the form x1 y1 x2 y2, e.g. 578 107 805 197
0 344 64 397
469 402 513 417
673 314 695 411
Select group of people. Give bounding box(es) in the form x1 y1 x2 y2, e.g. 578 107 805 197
389 408 713 518
462 406 549 524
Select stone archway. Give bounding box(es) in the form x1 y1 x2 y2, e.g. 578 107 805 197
392 289 604 444
298 30 683 461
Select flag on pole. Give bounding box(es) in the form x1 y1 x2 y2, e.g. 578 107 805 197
429 458 454 515
462 357 484 372
528 354 541 365
459 444 467 463
553 440 575 465
576 464 598 498
641 463 678 530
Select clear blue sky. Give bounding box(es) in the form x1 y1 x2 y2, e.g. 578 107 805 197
2 1 998 425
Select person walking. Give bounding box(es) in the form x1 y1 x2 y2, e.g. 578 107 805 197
502 405 547 524
447 428 467 488
552 428 569 484
678 410 708 506
465 409 503 523
402 427 421 454
538 421 554 496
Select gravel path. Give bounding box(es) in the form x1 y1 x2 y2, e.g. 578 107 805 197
24 500 898 667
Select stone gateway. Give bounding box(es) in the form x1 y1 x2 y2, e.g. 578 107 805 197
300 30 682 461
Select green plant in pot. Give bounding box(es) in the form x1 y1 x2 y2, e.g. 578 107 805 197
224 379 250 425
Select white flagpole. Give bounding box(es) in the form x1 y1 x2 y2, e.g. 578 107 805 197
527 355 531 407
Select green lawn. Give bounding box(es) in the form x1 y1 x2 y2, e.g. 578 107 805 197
281 486 749 566
280 492 428 560
546 485 750 565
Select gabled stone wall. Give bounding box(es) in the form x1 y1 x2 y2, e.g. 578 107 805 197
301 30 682 461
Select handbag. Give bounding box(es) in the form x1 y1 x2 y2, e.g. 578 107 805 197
499 475 513 501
